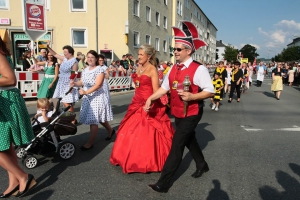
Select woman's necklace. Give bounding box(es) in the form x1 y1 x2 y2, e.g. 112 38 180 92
139 64 149 74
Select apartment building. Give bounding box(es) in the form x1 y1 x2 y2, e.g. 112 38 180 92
0 0 216 69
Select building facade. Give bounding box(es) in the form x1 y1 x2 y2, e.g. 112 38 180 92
216 40 226 62
0 0 216 69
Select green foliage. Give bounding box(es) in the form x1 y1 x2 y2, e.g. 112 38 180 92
239 44 259 63
274 46 300 62
222 45 238 63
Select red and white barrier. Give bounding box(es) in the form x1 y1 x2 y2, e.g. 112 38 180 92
108 71 132 90
16 72 44 98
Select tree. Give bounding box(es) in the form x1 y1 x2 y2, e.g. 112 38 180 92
279 46 300 61
239 44 259 63
222 45 238 62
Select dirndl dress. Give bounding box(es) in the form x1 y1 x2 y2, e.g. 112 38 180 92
0 57 34 151
271 76 283 92
37 62 58 98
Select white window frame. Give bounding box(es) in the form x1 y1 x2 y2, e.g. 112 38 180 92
0 0 9 10
146 6 151 22
163 16 167 29
70 28 88 48
133 0 140 17
155 38 160 51
163 40 167 52
164 0 167 5
133 31 140 48
177 1 182 16
146 35 151 45
70 0 87 12
156 12 160 26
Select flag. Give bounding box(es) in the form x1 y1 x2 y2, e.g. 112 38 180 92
253 58 256 69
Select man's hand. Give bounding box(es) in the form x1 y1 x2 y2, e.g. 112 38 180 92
177 91 194 101
79 89 86 95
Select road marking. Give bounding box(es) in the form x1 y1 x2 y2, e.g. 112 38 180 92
240 125 300 132
274 126 300 132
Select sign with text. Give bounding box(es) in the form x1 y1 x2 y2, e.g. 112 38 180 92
0 18 10 25
22 0 47 41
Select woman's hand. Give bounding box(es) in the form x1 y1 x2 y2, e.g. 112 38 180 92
70 80 75 88
144 98 152 112
79 89 86 95
48 83 53 89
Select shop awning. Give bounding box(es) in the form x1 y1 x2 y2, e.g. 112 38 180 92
0 29 7 42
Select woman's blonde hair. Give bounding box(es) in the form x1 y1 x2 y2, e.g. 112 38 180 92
139 44 157 67
37 98 50 109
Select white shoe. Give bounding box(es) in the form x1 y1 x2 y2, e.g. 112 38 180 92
215 107 219 111
211 104 216 110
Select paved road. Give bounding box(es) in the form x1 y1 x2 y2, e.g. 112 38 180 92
1 76 300 200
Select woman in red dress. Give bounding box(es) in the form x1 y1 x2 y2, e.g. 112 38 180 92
110 44 174 173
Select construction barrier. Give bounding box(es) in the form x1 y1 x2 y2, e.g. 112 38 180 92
15 71 132 98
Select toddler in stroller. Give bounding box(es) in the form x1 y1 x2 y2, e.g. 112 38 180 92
15 94 78 169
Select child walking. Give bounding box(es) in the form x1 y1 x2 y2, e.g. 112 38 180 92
211 73 224 111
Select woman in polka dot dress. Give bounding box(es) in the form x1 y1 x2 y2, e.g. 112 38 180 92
0 37 36 197
46 43 79 122
71 50 114 150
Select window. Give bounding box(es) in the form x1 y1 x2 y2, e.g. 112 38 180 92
185 0 190 9
156 12 160 26
146 35 151 45
133 31 140 47
146 6 151 22
155 38 160 51
177 1 182 16
163 16 167 29
71 28 87 47
0 0 9 10
71 0 86 12
164 0 167 5
133 0 140 17
163 40 167 52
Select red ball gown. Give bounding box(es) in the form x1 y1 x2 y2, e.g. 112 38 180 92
110 74 174 173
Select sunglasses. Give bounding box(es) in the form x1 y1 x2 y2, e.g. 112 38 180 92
173 48 186 52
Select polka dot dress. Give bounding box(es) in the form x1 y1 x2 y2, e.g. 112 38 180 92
52 57 79 103
79 66 113 125
0 57 34 151
99 65 111 102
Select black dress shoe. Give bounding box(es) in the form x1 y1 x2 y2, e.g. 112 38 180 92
80 145 94 151
15 174 36 197
191 163 209 178
148 184 169 193
0 185 19 198
228 99 232 103
105 129 116 140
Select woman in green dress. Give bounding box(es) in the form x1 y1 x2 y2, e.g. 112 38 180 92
33 52 59 99
0 37 36 197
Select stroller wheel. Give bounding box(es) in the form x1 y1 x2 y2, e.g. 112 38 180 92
23 155 38 169
58 141 76 160
15 147 26 159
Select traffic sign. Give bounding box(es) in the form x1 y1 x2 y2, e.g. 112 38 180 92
22 0 47 41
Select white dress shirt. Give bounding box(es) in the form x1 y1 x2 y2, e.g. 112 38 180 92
161 57 214 93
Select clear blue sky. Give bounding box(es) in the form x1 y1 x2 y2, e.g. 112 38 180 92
195 0 300 59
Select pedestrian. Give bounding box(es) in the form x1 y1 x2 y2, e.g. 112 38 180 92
214 61 227 100
271 63 284 100
211 72 224 111
33 52 59 99
70 50 114 150
256 62 266 87
110 44 174 173
0 36 37 198
78 54 87 71
22 50 33 71
144 21 214 193
46 42 79 124
224 64 232 94
288 65 294 86
36 49 47 62
228 61 243 103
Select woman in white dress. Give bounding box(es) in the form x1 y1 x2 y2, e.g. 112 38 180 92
46 43 79 123
71 50 114 150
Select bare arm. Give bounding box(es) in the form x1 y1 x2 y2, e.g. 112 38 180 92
150 67 159 93
49 63 59 89
105 69 109 79
46 42 64 61
72 62 78 72
79 73 104 95
0 54 17 87
144 87 168 111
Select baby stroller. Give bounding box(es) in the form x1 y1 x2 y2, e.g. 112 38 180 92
15 88 78 169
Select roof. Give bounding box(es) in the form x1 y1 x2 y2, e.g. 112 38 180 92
216 40 226 47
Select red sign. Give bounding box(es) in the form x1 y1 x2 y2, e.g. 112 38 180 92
25 3 45 31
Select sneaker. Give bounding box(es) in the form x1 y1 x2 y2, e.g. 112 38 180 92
215 107 219 111
211 104 216 110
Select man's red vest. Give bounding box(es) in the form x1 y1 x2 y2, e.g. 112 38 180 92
168 61 203 118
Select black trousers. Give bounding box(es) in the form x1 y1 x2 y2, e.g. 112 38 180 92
157 112 206 187
229 81 241 99
256 80 262 86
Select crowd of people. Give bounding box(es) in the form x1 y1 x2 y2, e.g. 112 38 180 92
2 18 300 197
